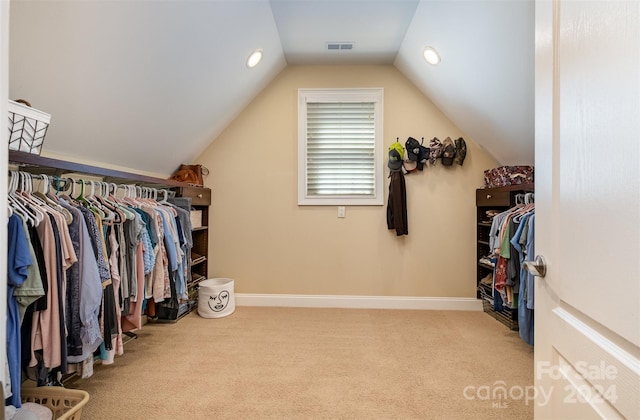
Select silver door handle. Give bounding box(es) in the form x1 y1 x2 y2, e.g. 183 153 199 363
523 255 547 278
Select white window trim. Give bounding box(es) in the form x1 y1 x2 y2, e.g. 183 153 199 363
298 88 384 206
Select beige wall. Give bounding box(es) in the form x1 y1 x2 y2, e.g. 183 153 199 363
197 65 499 298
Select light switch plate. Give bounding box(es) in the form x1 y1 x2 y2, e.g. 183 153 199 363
337 206 346 218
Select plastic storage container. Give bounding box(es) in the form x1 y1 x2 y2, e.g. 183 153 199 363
198 278 235 318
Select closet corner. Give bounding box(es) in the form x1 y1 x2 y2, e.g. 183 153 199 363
475 184 534 333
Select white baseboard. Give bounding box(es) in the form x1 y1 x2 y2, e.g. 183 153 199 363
235 293 483 311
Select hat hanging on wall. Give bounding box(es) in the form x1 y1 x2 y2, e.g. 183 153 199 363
416 138 430 170
388 141 405 172
454 137 467 166
395 135 465 171
440 137 456 166
405 137 421 162
428 137 443 165
405 137 430 171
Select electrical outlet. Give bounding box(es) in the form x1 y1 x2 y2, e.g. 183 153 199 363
337 206 346 218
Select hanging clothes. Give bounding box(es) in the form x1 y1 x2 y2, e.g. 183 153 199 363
13 216 45 324
20 222 47 385
101 224 123 364
59 198 103 362
7 172 194 390
386 171 408 236
30 212 64 371
171 205 193 300
488 196 535 345
7 214 32 407
511 212 535 345
120 214 146 332
150 205 184 321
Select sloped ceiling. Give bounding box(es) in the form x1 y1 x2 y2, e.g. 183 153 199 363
9 0 534 176
395 0 535 166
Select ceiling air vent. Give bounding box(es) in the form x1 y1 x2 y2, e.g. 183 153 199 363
327 42 354 51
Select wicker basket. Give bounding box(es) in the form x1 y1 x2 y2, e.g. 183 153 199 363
21 386 90 420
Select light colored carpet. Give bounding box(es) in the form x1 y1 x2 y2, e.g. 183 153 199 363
65 307 534 419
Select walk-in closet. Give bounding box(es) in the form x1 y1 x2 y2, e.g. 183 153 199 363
3 1 639 419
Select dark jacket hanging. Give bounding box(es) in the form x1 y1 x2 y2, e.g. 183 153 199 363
386 171 408 236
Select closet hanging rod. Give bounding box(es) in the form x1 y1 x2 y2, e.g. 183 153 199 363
9 171 177 199
8 150 192 189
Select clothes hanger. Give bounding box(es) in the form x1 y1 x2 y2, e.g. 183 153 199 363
159 189 169 204
143 187 160 207
115 184 142 222
52 176 63 197
8 194 37 226
33 175 59 206
122 184 140 207
40 174 74 225
156 188 178 215
139 187 151 204
139 186 155 206
70 179 103 219
74 179 95 209
26 173 61 214
511 200 535 221
138 186 153 206
76 179 89 204
104 182 134 221
154 188 172 216
57 177 77 204
76 179 108 219
85 180 110 220
49 175 73 200
514 194 524 206
8 171 40 226
7 184 34 225
16 172 49 223
95 181 125 223
27 173 55 224
33 174 67 211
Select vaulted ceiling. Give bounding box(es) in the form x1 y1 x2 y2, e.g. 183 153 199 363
9 0 534 176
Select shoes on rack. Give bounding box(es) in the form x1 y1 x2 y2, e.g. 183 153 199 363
479 256 495 267
480 273 493 285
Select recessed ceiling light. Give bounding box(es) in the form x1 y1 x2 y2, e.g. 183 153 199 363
247 49 263 68
423 46 441 65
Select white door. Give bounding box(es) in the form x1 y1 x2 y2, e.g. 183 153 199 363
534 0 640 419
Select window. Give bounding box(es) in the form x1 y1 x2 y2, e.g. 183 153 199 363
298 88 384 206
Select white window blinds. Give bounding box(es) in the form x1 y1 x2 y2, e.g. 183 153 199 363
305 101 375 196
298 88 383 206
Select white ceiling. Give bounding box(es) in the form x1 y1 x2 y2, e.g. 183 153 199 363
9 0 534 176
271 0 419 64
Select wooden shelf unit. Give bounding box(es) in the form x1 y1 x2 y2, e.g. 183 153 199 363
172 186 211 318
